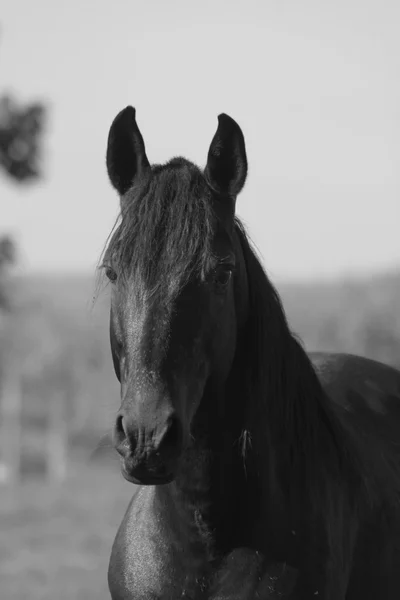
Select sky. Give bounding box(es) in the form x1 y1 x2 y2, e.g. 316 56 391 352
0 0 399 281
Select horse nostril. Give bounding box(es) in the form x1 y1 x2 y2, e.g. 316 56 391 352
114 414 127 445
116 414 125 434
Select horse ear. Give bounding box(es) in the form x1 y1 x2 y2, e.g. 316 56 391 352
106 106 150 196
205 113 248 198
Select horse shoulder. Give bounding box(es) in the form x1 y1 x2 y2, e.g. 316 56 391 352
310 351 400 485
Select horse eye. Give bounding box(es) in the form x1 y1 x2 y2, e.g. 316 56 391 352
214 266 233 288
105 267 118 283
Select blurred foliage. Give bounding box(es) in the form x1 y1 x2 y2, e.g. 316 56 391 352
0 94 45 183
0 235 15 265
280 270 400 368
0 95 46 307
0 234 15 310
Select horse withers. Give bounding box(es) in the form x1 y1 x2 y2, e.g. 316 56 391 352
102 106 400 599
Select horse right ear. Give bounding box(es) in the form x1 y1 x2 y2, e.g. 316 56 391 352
106 106 150 196
205 113 247 198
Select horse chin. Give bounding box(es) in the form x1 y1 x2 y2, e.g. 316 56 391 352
121 461 176 486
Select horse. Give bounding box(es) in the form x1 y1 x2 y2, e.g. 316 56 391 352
102 106 400 599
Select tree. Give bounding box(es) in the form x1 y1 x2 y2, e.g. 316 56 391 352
0 29 46 310
0 94 45 182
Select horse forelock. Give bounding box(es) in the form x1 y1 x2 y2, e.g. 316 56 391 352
103 158 216 298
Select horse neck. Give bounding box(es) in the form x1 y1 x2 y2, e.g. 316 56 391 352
171 376 250 555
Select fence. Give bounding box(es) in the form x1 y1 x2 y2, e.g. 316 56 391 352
0 360 68 484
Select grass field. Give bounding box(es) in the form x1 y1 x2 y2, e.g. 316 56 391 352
0 461 134 600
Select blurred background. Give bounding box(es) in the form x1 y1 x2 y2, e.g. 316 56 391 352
0 0 399 598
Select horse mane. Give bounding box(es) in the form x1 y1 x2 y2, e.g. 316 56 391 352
232 220 374 515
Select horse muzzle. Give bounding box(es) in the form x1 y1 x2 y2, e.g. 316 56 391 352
113 410 183 485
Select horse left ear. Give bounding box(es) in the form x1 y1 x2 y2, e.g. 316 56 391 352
106 106 150 197
205 113 248 198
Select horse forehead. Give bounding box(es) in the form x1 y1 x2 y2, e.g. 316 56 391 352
121 280 176 314
118 278 183 335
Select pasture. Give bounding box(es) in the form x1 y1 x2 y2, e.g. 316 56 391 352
0 268 399 598
0 462 132 600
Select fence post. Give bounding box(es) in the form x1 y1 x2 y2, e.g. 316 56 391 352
46 388 68 483
0 363 22 484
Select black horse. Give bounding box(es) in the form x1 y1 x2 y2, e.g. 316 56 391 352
103 106 400 599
